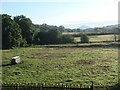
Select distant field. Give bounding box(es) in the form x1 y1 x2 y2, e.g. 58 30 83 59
62 32 118 43
63 32 79 35
89 35 118 42
2 46 118 86
74 35 118 43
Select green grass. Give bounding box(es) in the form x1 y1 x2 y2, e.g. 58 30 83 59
74 35 118 43
89 35 118 43
2 46 118 86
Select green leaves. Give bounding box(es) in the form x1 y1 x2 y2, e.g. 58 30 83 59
2 14 22 49
80 34 89 43
14 15 34 45
2 14 35 49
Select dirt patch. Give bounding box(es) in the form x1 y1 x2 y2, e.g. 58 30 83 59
97 65 110 72
96 58 113 62
27 52 67 60
74 60 95 65
27 54 49 59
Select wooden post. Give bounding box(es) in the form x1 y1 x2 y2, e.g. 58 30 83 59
91 81 94 90
65 84 67 90
41 83 43 90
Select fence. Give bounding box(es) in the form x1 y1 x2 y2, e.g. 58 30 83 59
1 82 94 90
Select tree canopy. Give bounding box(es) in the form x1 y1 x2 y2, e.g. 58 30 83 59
14 15 35 45
2 14 74 49
2 14 22 49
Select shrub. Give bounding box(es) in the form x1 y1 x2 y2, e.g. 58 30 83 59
80 34 89 43
61 35 74 43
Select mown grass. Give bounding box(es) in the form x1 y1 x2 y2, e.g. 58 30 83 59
2 46 118 86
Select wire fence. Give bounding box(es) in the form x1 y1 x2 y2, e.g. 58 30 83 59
1 82 94 90
2 82 119 90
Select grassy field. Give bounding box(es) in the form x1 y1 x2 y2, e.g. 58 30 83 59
74 35 118 43
2 45 118 86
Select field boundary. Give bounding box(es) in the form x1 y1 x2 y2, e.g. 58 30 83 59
42 43 119 48
2 82 120 90
2 82 93 90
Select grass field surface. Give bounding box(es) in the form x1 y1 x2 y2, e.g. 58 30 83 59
74 35 118 43
2 46 118 86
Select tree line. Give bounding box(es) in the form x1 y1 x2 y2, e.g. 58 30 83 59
2 14 74 49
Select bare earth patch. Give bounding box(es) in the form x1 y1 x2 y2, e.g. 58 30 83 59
74 60 95 65
97 65 110 72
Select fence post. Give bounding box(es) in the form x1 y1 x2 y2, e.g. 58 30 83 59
91 81 93 90
65 84 67 90
41 83 43 90
79 83 82 88
37 83 40 90
61 83 64 90
15 83 18 90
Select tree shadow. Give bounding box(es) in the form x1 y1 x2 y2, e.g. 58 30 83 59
93 83 120 90
110 83 120 90
0 63 15 67
44 43 119 48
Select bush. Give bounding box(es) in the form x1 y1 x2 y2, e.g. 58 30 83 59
80 34 89 43
34 30 75 44
61 35 74 43
47 29 62 44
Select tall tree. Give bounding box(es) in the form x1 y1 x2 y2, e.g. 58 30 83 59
2 14 22 49
58 25 64 32
14 15 34 45
47 29 62 44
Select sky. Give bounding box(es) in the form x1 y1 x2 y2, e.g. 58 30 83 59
1 0 119 29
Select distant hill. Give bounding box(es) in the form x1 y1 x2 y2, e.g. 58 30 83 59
84 24 118 33
33 23 64 32
64 24 119 34
79 25 90 30
33 23 119 34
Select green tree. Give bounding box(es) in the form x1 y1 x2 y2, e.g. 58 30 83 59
80 34 89 43
14 15 35 45
58 25 65 32
61 35 74 43
2 14 22 49
47 29 62 44
34 31 48 45
114 28 118 42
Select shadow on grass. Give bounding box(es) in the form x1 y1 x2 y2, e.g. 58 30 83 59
0 63 14 67
44 43 119 48
93 83 120 90
111 83 120 90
